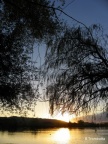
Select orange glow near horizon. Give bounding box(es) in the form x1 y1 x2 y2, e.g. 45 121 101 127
53 113 76 122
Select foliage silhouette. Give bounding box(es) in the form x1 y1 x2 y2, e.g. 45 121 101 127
0 0 62 109
44 25 108 115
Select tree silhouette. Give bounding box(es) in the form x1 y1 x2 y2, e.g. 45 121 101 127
0 0 62 108
44 25 108 115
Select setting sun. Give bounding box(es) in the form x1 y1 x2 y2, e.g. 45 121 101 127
54 113 76 122
55 113 70 122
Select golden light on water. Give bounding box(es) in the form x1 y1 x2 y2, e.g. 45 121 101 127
53 128 70 143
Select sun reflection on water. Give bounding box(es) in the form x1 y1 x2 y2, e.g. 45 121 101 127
53 128 70 143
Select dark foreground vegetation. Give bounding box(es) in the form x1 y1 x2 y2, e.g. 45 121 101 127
0 117 108 131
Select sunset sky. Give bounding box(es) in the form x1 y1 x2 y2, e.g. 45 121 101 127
1 0 108 122
34 0 108 121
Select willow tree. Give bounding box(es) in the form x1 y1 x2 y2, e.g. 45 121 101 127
45 25 108 115
0 0 63 111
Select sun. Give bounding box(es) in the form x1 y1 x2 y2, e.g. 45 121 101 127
56 113 70 122
54 113 76 122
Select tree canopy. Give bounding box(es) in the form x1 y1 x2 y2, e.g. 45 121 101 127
44 25 108 115
1 0 108 117
0 0 62 109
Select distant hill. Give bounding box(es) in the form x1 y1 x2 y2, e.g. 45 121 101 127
72 112 108 123
0 116 68 130
0 116 108 131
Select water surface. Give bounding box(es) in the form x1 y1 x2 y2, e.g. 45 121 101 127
0 128 108 144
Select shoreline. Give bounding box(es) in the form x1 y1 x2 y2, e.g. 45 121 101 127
0 116 108 131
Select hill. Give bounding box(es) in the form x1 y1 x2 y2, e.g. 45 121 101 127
0 116 68 130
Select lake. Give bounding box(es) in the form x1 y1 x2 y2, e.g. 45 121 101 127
0 128 108 144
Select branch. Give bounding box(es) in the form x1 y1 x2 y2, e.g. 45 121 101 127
3 0 93 38
24 0 91 32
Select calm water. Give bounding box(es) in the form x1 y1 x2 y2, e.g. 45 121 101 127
0 128 108 144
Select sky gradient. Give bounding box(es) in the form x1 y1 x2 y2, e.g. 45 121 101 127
1 0 108 121
36 0 108 119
